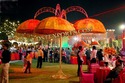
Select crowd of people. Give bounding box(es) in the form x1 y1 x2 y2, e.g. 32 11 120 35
0 42 125 83
76 45 125 83
0 44 72 71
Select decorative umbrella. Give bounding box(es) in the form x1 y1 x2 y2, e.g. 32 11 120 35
77 41 89 47
74 40 89 48
16 19 40 33
90 41 100 45
34 16 75 34
74 18 106 33
16 19 40 42
34 16 75 79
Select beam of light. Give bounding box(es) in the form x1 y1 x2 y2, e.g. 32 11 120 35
90 5 125 17
71 5 125 23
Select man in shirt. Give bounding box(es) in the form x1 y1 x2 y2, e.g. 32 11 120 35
85 47 91 65
77 46 84 76
0 43 11 83
65 48 71 64
36 47 44 68
104 59 123 83
90 46 97 60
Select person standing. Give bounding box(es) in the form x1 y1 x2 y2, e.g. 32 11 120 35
54 48 59 63
24 51 32 73
65 48 71 64
0 43 11 83
43 48 48 62
77 46 84 76
90 46 97 61
61 48 66 63
49 48 53 63
85 47 91 65
36 47 44 68
96 49 104 65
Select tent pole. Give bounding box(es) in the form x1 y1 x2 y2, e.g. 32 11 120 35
59 36 62 70
52 36 68 79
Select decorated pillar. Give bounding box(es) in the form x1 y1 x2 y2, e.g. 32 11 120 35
121 29 125 56
122 30 125 50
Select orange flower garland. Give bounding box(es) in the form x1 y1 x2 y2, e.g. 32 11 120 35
103 47 116 55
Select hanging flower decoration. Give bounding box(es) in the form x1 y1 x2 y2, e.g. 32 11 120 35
103 47 116 55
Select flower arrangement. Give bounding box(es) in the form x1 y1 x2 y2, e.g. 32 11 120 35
103 47 116 55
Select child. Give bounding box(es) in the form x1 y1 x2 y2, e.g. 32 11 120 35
24 51 33 73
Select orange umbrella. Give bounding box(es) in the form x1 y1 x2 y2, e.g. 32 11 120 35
74 18 106 33
34 16 75 79
77 41 89 47
74 41 89 48
16 19 40 33
90 41 99 45
34 16 75 34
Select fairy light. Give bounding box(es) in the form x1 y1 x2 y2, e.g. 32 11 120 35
0 19 20 39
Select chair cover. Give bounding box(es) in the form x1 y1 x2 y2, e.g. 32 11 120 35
90 63 100 73
79 66 94 83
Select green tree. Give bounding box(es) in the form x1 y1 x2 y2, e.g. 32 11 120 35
0 19 20 39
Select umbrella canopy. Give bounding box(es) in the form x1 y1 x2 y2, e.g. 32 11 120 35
34 16 75 34
34 16 75 79
74 18 106 33
74 41 89 48
77 41 89 47
16 19 40 33
90 41 99 45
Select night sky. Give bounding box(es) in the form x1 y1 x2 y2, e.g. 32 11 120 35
1 0 125 35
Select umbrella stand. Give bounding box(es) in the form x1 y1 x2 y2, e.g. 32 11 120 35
52 36 69 79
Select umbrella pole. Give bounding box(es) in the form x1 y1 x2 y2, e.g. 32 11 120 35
52 36 68 79
59 36 62 70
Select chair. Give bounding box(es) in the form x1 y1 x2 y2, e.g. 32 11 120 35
103 67 111 80
90 63 100 74
95 67 110 83
79 66 94 83
119 70 125 83
99 61 104 66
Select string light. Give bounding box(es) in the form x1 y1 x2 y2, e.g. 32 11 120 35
0 19 20 39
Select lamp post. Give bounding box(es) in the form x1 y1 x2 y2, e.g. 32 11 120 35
120 24 125 56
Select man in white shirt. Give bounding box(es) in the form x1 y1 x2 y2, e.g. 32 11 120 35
90 46 97 60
